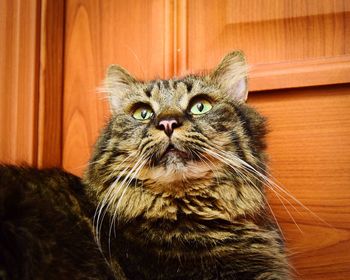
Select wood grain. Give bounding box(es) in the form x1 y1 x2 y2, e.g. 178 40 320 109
63 0 172 175
37 0 65 168
183 0 350 89
0 0 41 166
249 84 350 279
249 55 350 91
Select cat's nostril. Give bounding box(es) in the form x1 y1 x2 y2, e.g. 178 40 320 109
158 119 179 137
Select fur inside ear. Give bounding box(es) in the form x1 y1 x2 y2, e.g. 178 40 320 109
210 51 248 102
102 65 137 110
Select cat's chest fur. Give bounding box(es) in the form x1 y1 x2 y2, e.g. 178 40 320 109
109 215 284 280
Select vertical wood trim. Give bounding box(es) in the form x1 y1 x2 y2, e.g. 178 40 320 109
174 0 187 76
164 0 174 78
37 0 65 168
0 0 41 166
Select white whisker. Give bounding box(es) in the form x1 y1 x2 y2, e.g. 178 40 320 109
93 152 137 252
201 148 285 236
203 146 332 230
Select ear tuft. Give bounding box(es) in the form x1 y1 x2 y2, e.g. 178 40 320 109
210 51 249 102
102 65 137 110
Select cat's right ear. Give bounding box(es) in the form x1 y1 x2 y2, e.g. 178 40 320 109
103 64 137 111
209 51 249 102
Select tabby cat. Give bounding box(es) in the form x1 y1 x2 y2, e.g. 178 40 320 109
0 51 290 279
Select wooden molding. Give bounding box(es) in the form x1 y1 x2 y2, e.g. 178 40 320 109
174 0 188 76
37 0 65 168
0 0 41 166
226 0 350 24
249 55 350 91
163 0 174 78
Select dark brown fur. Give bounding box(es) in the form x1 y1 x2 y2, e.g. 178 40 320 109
0 166 117 279
0 51 290 279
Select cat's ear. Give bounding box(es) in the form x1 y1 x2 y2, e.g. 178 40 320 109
209 51 248 102
103 64 137 110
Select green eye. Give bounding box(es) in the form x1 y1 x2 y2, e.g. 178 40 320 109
133 106 154 120
190 99 212 115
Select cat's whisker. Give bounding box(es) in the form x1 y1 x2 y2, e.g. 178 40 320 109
106 154 148 257
206 147 332 230
215 152 302 233
225 150 307 220
112 156 148 223
95 163 132 251
94 152 138 251
94 154 135 220
107 154 146 218
272 190 303 233
108 158 148 258
194 150 222 186
201 147 286 237
102 152 139 183
229 154 332 228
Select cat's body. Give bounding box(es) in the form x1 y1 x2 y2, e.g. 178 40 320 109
0 52 290 279
0 166 116 279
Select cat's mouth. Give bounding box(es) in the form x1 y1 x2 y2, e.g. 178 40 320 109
155 143 195 166
151 142 199 169
163 144 190 159
141 143 216 183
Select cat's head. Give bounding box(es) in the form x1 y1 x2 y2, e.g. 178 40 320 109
85 51 267 220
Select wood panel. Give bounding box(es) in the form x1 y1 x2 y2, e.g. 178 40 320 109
63 0 173 175
182 0 350 89
38 0 65 168
249 85 350 279
0 0 41 166
249 55 350 91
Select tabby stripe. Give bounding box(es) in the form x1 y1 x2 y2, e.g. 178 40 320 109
234 106 255 152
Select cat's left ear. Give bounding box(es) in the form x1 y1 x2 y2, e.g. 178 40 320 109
209 51 248 102
103 64 137 110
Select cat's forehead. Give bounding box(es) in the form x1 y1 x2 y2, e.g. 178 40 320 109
128 76 216 112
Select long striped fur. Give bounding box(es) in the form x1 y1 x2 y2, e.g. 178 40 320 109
84 51 290 279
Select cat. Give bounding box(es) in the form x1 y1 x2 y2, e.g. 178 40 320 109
0 51 290 279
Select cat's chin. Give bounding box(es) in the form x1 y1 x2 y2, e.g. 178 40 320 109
138 143 217 186
158 147 190 166
139 159 213 185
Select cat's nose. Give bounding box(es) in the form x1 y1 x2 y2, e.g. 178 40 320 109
157 119 180 137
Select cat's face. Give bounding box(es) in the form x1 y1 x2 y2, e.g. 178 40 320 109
87 51 266 198
108 76 242 184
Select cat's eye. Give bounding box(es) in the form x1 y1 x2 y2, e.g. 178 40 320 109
190 99 212 115
133 106 154 121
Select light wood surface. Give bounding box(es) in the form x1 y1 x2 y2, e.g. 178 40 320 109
249 55 350 91
186 0 350 64
0 0 41 166
183 0 350 89
249 85 350 279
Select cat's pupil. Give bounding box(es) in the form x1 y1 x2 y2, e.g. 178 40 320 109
197 102 204 112
141 110 147 119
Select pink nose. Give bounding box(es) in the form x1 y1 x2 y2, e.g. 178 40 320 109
158 119 178 137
